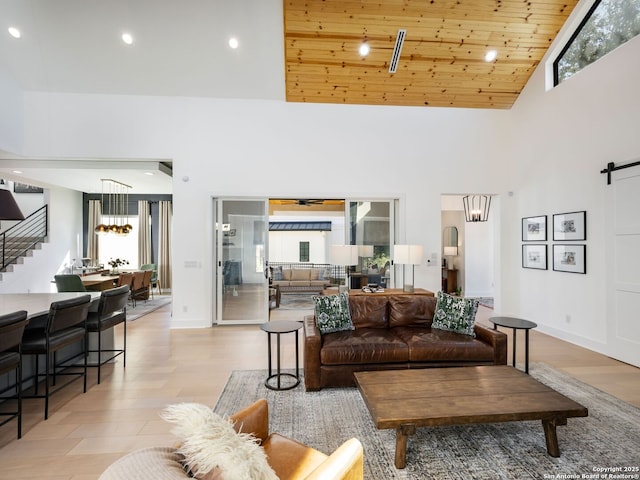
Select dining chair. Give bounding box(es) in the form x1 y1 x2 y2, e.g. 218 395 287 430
129 271 146 307
140 264 160 298
133 270 153 304
54 274 87 292
21 294 92 420
86 285 130 384
0 310 29 438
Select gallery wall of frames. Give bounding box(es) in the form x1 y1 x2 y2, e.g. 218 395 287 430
521 211 586 274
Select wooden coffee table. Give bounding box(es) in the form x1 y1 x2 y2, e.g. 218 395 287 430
354 366 588 469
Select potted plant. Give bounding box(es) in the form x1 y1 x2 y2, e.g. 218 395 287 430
108 258 129 274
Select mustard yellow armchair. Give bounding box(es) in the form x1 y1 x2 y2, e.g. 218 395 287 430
99 399 363 480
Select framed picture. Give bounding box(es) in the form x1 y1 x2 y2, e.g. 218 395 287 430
553 244 586 274
553 211 586 241
14 182 44 194
522 215 547 241
522 244 547 270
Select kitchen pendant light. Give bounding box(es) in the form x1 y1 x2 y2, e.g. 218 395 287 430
94 179 132 235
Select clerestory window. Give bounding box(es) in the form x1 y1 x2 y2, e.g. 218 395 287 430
554 0 640 85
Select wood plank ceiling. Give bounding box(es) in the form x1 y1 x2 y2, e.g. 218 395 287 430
283 0 579 109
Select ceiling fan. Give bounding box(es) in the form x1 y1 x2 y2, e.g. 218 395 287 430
278 199 326 206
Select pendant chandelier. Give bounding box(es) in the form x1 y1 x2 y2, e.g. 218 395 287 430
463 195 491 222
94 179 133 236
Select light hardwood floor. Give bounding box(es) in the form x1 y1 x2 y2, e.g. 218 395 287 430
0 300 638 479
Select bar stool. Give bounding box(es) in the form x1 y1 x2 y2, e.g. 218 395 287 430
0 310 29 438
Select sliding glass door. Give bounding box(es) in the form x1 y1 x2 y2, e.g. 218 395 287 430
213 198 269 324
346 200 396 289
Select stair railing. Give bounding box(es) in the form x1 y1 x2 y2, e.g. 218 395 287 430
1 205 48 272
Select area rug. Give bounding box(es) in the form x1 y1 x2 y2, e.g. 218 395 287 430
278 293 315 310
214 364 640 479
127 295 172 321
471 297 494 309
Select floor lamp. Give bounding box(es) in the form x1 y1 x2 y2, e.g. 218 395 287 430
331 245 359 293
394 244 425 292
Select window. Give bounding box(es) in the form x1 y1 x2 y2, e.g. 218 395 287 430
299 241 310 262
554 0 640 85
98 216 139 268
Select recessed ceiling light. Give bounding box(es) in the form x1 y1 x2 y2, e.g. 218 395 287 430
122 32 134 45
12 170 23 174
8 27 21 39
359 42 370 57
484 50 497 62
144 172 154 176
229 37 239 49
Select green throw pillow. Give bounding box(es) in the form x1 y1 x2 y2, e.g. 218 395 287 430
312 293 354 334
432 291 478 337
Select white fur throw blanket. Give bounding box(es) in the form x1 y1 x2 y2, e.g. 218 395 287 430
161 403 278 480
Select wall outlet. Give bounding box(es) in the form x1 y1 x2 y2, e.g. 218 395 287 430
183 305 188 313
565 314 571 323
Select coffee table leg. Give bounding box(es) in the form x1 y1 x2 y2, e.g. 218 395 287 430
395 424 416 469
542 418 561 457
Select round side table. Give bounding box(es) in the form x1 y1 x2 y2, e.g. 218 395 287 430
260 320 302 390
490 316 537 374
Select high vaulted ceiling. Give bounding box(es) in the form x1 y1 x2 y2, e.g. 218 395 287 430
284 0 579 109
0 0 579 192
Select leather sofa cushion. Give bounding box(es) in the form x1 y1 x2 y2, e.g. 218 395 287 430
348 295 388 329
321 328 408 365
388 295 436 328
393 327 495 362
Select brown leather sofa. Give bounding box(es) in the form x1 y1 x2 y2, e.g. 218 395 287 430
303 294 507 390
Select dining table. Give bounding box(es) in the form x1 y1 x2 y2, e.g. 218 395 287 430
80 273 121 291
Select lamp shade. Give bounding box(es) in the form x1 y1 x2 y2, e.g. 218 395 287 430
0 189 25 220
331 245 359 265
358 245 374 257
443 246 458 256
394 244 425 265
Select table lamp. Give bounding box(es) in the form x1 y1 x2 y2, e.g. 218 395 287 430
358 245 374 272
443 246 458 270
394 244 425 292
331 245 359 293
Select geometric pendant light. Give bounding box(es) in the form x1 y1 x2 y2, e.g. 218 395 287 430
463 194 491 222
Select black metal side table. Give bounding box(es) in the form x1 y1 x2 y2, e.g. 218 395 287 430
260 320 302 390
490 316 538 374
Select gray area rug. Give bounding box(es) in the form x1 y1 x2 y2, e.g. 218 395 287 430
214 364 640 479
278 293 315 310
127 295 171 321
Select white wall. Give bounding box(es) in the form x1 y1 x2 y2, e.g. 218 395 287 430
21 94 508 327
502 19 640 357
0 187 83 293
0 66 23 154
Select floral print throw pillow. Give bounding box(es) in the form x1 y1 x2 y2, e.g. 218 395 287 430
432 291 479 337
312 293 354 334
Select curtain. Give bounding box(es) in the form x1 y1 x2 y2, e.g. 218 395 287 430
158 200 172 291
138 200 151 266
87 200 101 263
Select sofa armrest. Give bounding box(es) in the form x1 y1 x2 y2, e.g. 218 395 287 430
305 438 364 480
229 398 269 444
474 323 508 365
303 315 322 391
